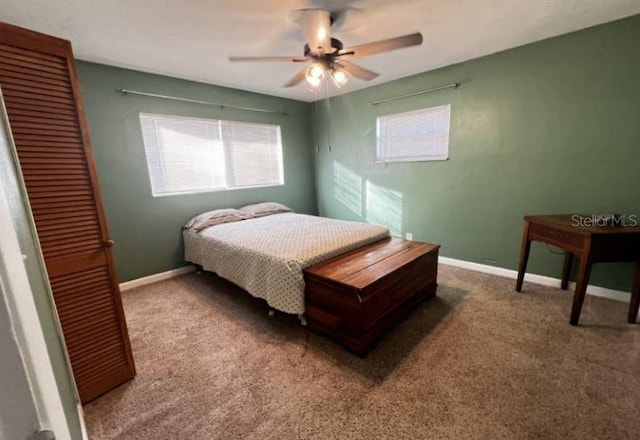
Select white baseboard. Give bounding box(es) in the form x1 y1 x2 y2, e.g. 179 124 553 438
438 256 631 304
118 259 635 316
119 266 195 291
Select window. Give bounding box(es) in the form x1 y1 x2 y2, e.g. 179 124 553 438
376 104 451 163
140 114 284 196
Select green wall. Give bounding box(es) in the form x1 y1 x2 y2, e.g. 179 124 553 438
77 15 640 291
312 15 640 291
76 62 316 281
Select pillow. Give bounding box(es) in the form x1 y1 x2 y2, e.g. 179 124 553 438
184 208 252 232
238 202 292 218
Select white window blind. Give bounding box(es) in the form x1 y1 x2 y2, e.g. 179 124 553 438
140 114 284 196
376 104 451 163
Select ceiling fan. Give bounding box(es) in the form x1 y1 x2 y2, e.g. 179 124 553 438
228 9 423 89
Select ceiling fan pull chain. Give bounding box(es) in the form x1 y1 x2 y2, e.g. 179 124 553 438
326 81 331 152
315 100 320 153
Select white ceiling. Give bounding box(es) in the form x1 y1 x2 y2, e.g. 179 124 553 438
2 0 639 102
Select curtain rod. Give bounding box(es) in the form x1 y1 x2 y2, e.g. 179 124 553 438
370 83 459 106
117 89 289 116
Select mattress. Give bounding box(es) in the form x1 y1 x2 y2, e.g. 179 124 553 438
183 213 390 314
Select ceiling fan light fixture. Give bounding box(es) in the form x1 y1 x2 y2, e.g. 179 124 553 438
305 63 325 87
330 67 351 88
229 8 423 92
317 27 327 41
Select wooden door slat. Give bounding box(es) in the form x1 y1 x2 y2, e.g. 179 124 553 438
69 345 127 380
33 198 95 208
19 157 87 166
21 167 88 175
12 133 81 143
31 201 95 213
0 74 72 94
67 337 125 370
68 348 126 380
3 88 75 106
53 292 113 315
44 244 104 260
43 239 103 254
3 107 77 122
18 145 85 154
0 65 70 88
39 235 103 249
2 82 74 100
73 351 129 385
15 150 85 160
0 43 67 64
50 266 106 284
62 307 117 339
0 53 68 77
50 268 108 290
28 190 93 199
8 114 78 128
12 127 81 138
39 233 102 247
53 281 113 305
21 167 89 176
11 127 81 138
0 47 66 70
66 336 125 369
39 226 100 241
34 208 98 219
35 217 98 230
2 96 76 114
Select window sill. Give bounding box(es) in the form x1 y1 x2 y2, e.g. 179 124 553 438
374 156 449 164
151 182 285 198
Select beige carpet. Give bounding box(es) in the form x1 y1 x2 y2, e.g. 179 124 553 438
84 265 640 440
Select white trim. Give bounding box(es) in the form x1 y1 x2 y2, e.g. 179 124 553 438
120 258 633 306
149 182 285 198
438 256 632 305
119 266 195 291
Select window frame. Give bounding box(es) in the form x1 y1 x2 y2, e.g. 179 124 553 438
139 113 285 197
375 104 451 164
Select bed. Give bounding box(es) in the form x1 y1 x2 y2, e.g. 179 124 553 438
184 204 439 354
184 211 390 314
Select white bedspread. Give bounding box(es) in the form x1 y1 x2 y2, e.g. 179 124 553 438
183 213 390 314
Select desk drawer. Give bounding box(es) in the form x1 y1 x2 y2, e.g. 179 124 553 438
529 223 584 251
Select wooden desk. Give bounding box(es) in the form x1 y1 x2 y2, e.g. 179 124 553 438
515 214 640 325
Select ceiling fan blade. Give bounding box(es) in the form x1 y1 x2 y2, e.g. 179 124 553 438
338 32 423 58
337 60 379 81
283 68 308 87
300 9 332 56
228 56 308 63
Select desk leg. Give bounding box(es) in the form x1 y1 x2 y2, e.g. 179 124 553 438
570 241 593 326
628 262 640 324
561 253 574 290
516 222 531 292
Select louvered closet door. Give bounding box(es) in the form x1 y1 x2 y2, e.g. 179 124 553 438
0 22 135 403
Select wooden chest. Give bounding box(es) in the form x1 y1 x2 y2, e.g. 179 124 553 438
303 237 440 355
